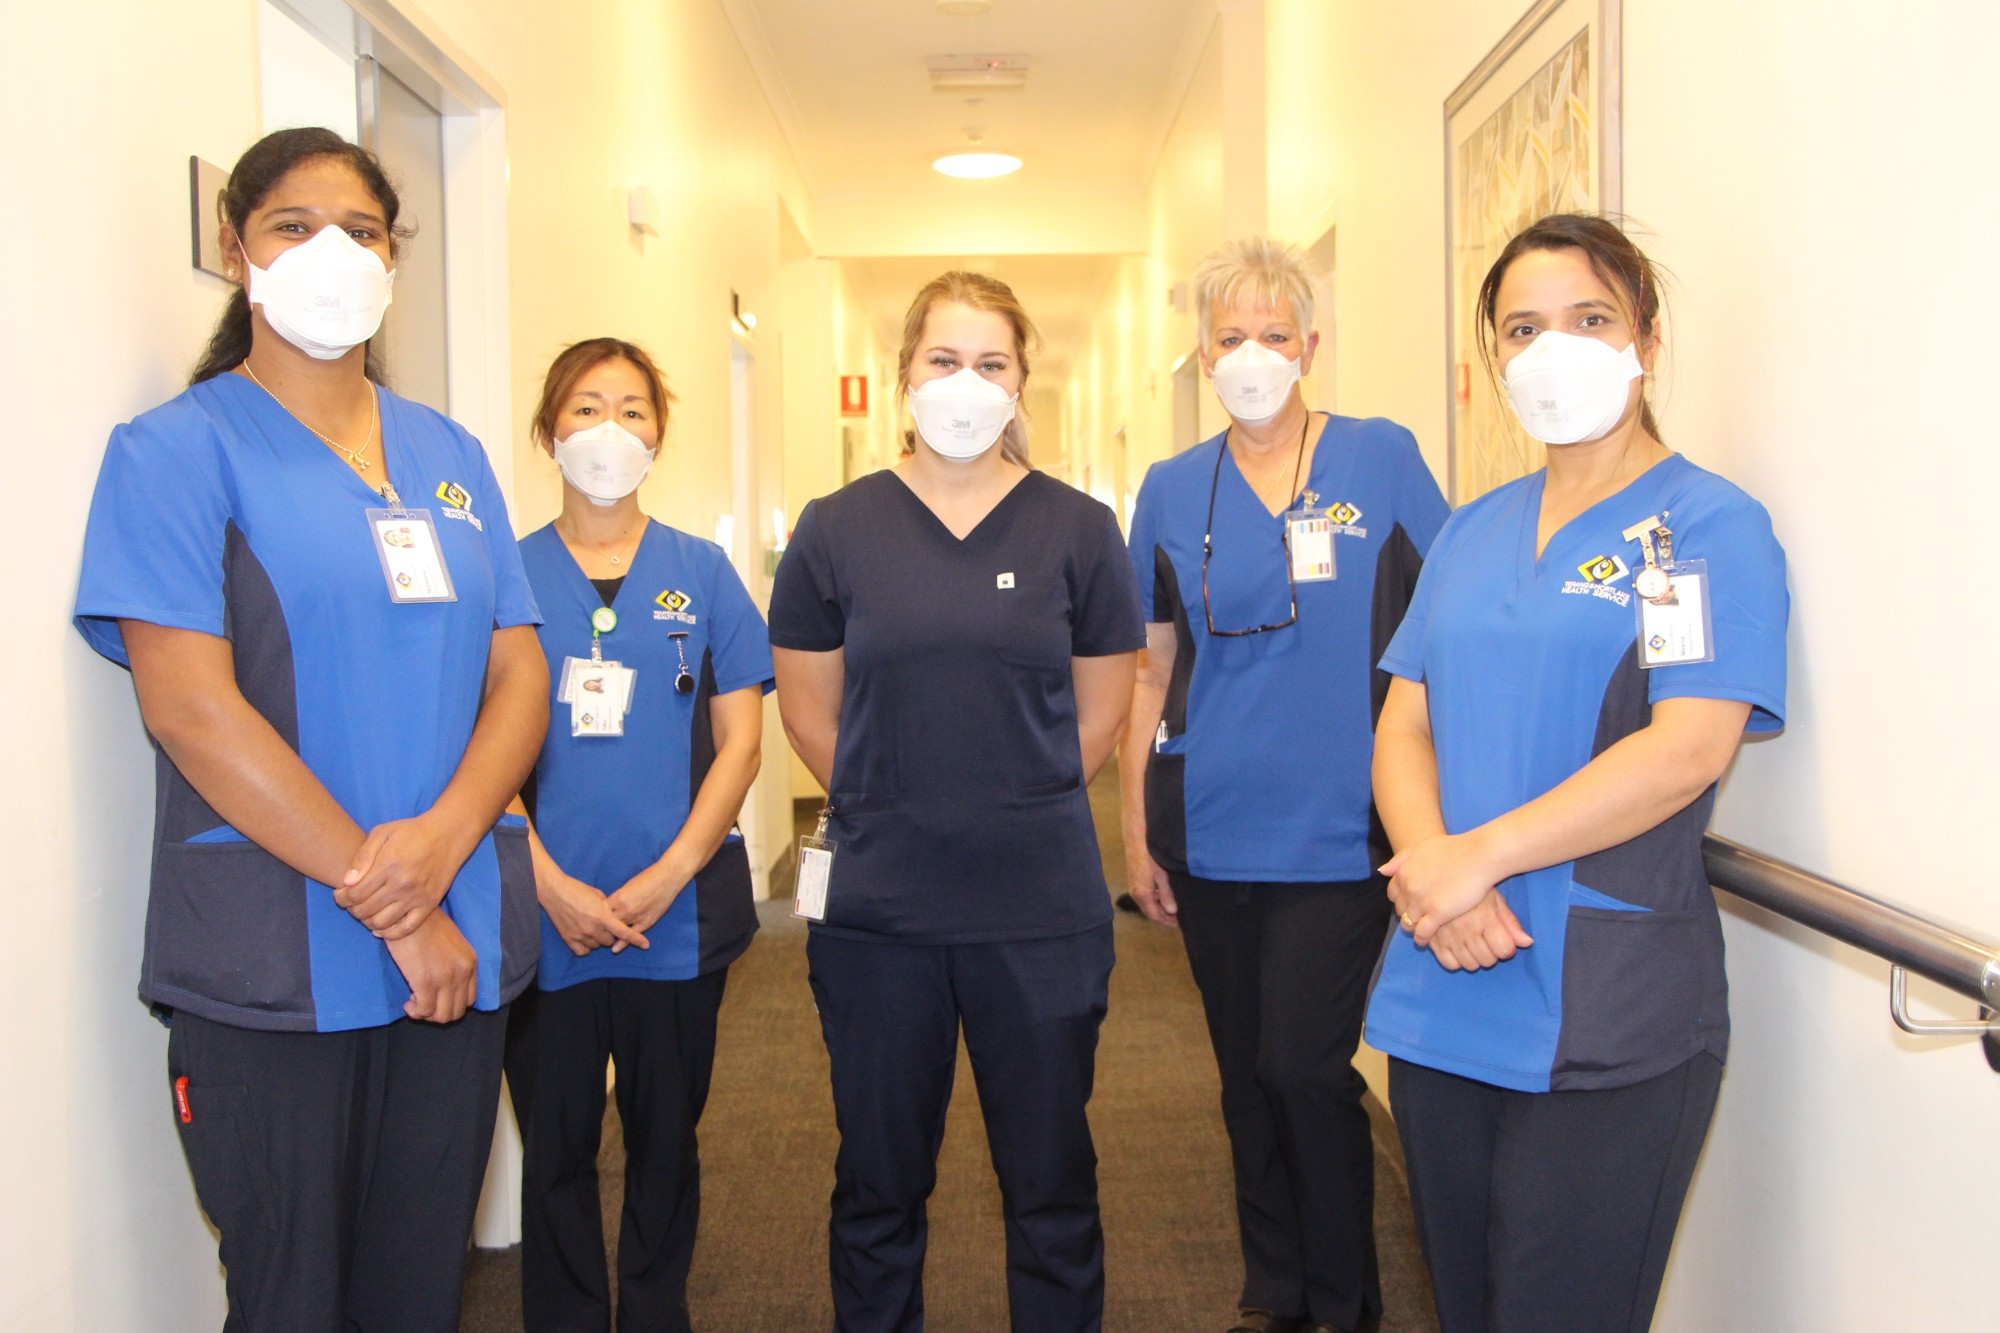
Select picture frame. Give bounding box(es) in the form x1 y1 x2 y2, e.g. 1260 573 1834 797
1444 0 1623 503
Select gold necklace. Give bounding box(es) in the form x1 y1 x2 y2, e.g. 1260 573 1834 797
559 517 645 567
240 362 378 473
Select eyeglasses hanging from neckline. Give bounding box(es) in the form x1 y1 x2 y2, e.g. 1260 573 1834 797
1200 416 1309 638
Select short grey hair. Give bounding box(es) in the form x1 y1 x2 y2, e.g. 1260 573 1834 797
1191 237 1316 345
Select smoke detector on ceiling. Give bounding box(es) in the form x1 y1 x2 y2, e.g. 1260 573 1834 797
927 54 1030 93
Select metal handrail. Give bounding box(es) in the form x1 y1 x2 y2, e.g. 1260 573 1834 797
1703 835 2000 1071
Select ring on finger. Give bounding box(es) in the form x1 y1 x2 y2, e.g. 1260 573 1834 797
1400 912 1417 930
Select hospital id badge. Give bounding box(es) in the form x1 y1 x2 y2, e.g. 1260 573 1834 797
568 663 634 736
1636 560 1715 668
366 508 456 603
794 806 836 921
1283 508 1336 583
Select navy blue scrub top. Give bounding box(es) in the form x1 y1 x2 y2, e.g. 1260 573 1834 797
1128 416 1448 882
519 520 774 988
767 470 1146 944
1365 453 1788 1093
73 375 543 1033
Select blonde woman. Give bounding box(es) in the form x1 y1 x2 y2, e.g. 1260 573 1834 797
770 272 1143 1331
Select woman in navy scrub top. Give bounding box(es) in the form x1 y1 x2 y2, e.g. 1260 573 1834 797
502 338 772 1331
770 271 1145 1332
1367 215 1789 1332
1120 237 1448 1333
72 129 548 1330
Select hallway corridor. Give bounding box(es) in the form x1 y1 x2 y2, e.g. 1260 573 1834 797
460 770 1439 1330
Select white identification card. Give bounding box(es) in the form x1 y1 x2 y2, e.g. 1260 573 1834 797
1284 509 1337 583
793 837 835 921
568 662 635 736
366 508 456 603
1636 560 1715 668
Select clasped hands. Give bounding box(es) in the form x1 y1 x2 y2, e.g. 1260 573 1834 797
1381 830 1534 973
541 860 687 958
334 812 483 1023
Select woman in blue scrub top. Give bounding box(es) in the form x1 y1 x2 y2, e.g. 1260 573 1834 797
1120 237 1448 1333
1367 214 1789 1332
502 337 773 1332
72 128 548 1330
770 271 1145 1332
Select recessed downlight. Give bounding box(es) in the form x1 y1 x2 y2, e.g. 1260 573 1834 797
932 151 1022 179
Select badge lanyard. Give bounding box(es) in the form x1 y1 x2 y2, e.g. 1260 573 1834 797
558 604 637 736
1622 511 1715 669
366 481 458 604
794 804 836 921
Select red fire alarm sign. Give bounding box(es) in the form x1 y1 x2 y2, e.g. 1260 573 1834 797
839 375 868 417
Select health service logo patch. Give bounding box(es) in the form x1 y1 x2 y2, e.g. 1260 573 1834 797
1575 554 1629 585
1327 501 1363 526
435 481 472 511
656 589 691 613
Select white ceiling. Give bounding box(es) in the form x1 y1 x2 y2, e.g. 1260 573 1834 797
723 0 1217 198
720 0 1216 373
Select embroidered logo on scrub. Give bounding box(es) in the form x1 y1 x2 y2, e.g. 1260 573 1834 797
1325 501 1367 538
1562 554 1633 605
434 481 484 531
654 589 697 625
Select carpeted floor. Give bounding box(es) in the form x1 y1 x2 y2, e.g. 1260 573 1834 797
462 769 1439 1332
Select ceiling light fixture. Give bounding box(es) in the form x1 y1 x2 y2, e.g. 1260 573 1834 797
933 151 1022 179
927 53 1029 93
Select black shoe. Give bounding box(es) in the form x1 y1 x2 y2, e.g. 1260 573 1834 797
1229 1312 1305 1333
1114 891 1141 913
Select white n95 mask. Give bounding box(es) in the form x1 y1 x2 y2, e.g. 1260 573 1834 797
908 368 1018 460
1502 332 1644 445
246 225 396 361
554 421 655 505
1209 342 1302 426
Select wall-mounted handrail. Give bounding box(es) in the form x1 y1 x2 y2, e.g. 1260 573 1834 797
1703 835 2000 1071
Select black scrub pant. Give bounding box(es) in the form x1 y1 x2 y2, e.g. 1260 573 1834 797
1388 1052 1724 1333
805 923 1115 1333
1172 874 1391 1332
502 971 729 1333
165 1006 507 1333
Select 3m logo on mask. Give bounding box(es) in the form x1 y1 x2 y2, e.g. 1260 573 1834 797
654 589 697 625
434 481 482 530
1562 554 1632 605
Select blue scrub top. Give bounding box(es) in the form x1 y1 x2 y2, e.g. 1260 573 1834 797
768 470 1147 945
1365 453 1788 1092
1128 417 1449 882
74 375 543 1033
520 520 774 988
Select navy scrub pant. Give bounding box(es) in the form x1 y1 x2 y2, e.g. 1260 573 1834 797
1388 1052 1724 1333
165 1006 508 1333
805 923 1115 1333
503 971 729 1333
1172 874 1390 1332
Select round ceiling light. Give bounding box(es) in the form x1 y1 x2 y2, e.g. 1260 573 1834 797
936 0 994 14
932 151 1022 179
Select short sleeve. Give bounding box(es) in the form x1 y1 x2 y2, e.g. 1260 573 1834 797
1071 504 1147 657
1647 495 1789 732
1126 466 1163 623
704 550 776 695
768 499 844 651
466 433 541 630
73 410 233 667
1390 427 1451 556
1378 511 1459 682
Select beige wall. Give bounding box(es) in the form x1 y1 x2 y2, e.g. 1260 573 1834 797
1071 0 2000 1324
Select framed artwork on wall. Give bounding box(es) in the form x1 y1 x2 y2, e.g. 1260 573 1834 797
1444 0 1622 504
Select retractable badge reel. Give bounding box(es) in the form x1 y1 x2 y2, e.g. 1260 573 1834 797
1623 512 1715 669
365 483 458 603
560 605 636 736
794 805 835 922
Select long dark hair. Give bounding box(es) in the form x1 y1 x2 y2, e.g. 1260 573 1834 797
189 128 409 386
1475 213 1667 440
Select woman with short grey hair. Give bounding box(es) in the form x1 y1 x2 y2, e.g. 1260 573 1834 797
1120 235 1449 1333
